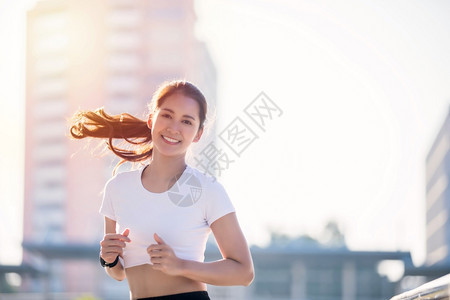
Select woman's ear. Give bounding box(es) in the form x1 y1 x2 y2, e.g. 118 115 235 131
193 126 204 143
147 114 153 129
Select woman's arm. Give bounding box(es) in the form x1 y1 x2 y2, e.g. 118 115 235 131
181 212 254 286
149 212 255 286
100 217 131 281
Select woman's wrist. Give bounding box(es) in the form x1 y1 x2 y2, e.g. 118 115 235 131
100 255 119 268
178 258 190 276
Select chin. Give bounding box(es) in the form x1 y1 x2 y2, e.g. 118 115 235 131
154 145 186 158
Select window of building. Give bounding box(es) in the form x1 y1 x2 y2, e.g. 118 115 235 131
35 56 68 78
35 78 67 98
33 101 67 121
306 266 342 298
147 6 185 20
254 266 291 298
34 185 66 206
107 75 139 94
427 174 448 212
108 9 141 28
108 0 139 8
107 31 140 50
427 136 449 183
356 267 382 298
148 25 184 45
33 158 66 185
33 119 67 144
108 53 140 72
147 52 184 71
107 95 141 115
34 12 67 36
34 33 69 56
33 204 65 243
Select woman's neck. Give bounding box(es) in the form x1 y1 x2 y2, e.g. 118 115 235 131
147 151 187 182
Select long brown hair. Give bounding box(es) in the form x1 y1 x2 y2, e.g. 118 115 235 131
69 79 208 172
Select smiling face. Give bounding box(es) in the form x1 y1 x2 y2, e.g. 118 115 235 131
148 92 203 158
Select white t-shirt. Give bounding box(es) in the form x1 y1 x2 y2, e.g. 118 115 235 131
99 164 235 269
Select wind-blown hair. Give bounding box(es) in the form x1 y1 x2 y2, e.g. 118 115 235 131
69 79 207 172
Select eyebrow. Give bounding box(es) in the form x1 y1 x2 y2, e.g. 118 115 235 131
160 108 196 120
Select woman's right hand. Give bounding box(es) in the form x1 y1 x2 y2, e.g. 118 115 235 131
100 228 131 263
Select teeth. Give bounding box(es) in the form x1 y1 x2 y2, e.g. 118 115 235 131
163 135 180 143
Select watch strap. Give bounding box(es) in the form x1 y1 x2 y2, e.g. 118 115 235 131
100 255 119 268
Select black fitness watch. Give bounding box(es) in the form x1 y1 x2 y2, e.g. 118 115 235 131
100 255 119 268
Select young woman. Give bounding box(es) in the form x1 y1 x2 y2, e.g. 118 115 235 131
70 80 254 300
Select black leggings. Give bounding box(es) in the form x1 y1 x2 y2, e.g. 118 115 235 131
137 291 210 300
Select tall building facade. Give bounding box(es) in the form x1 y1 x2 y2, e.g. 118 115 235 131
23 0 216 296
426 107 450 266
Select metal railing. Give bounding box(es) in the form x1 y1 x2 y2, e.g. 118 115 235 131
391 273 450 300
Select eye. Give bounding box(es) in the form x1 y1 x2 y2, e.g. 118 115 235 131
182 120 193 125
161 114 172 118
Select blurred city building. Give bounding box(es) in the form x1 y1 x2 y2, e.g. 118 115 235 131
426 107 450 266
206 234 414 300
10 234 415 300
22 0 216 296
391 106 450 299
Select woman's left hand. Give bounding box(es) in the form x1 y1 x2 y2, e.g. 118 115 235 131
147 233 185 276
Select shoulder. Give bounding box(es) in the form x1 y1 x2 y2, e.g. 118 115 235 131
187 166 235 224
187 165 229 197
104 167 142 190
187 165 223 187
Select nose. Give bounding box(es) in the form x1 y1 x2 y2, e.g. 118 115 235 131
166 122 181 135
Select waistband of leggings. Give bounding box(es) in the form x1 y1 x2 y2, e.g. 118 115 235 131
136 290 210 300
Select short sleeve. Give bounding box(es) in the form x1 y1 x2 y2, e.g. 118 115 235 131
99 177 116 221
205 181 236 226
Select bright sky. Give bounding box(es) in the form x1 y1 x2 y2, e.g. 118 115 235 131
194 0 450 266
1 0 450 267
0 0 34 265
